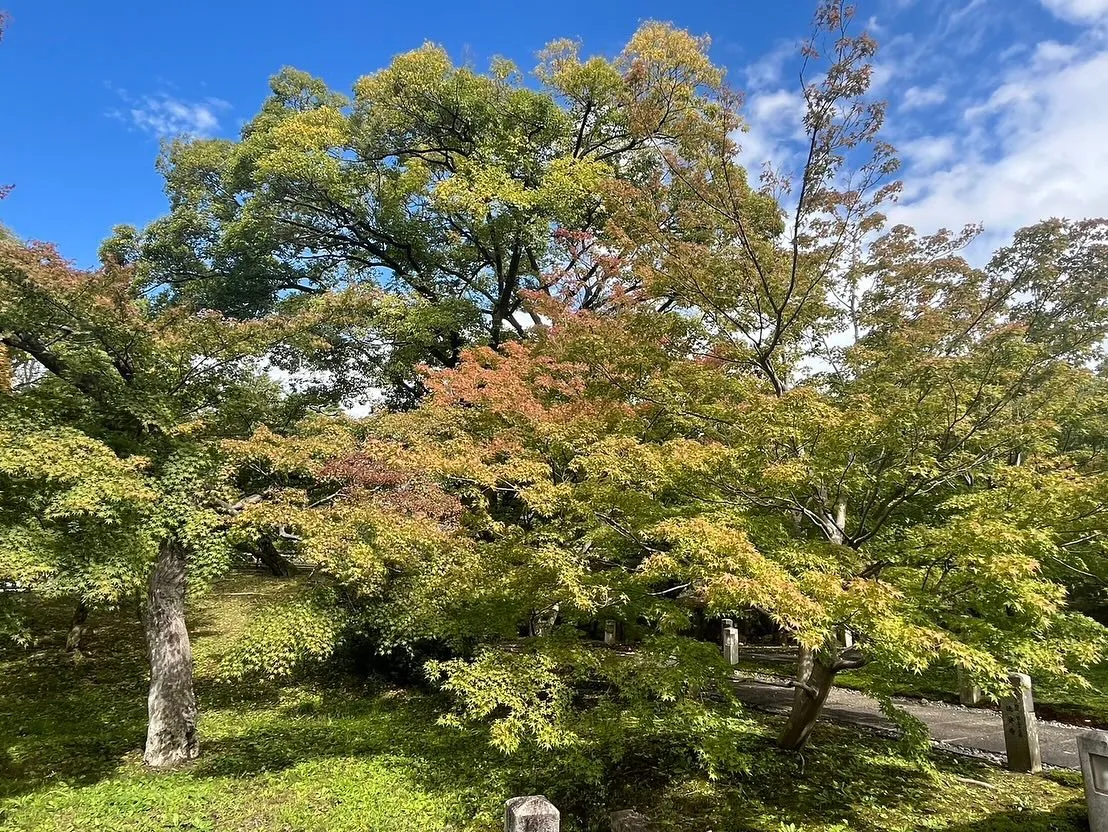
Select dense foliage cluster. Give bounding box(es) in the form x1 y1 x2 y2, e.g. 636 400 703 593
2 1 1107 780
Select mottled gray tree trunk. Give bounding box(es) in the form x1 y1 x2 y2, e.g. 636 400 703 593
778 654 837 750
142 539 199 768
65 601 89 652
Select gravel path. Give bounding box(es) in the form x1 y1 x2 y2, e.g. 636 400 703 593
731 671 1088 769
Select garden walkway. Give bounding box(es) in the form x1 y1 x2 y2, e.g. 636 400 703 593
731 671 1089 769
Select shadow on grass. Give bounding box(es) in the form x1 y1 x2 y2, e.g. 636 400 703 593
0 587 294 800
2 587 1091 832
615 721 1089 832
937 800 1088 832
0 599 149 798
206 703 994 831
193 689 508 790
675 731 942 831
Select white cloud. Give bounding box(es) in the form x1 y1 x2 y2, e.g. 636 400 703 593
892 44 1108 252
738 0 1108 261
1032 40 1081 65
1041 0 1108 23
749 88 803 126
108 89 230 139
900 84 947 111
743 40 800 89
737 88 807 174
869 59 898 94
899 135 957 170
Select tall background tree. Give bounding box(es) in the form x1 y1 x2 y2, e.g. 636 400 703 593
106 23 732 405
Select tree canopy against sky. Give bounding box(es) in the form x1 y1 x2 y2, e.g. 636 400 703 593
5 0 1107 281
103 23 736 405
2 2 1108 772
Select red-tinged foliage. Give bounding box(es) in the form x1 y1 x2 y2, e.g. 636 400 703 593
534 229 644 314
318 453 464 525
422 337 631 431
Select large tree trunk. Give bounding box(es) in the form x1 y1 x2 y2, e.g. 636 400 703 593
778 653 837 751
777 495 853 750
255 537 294 578
142 540 199 768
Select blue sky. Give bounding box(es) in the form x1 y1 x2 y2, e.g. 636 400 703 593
1 0 1106 266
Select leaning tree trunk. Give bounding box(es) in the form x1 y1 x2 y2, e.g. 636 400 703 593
778 652 838 751
256 537 294 578
142 539 199 768
778 495 853 751
65 601 89 652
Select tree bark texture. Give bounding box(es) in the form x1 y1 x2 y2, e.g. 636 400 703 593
65 601 89 652
142 539 199 768
778 654 837 751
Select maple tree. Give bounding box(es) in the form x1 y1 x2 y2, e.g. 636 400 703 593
0 234 380 766
595 2 1108 748
221 3 1108 758
222 310 755 772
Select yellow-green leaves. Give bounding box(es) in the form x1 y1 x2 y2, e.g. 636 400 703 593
251 105 349 180
0 427 154 524
432 155 607 224
430 649 576 754
0 425 158 605
219 597 346 682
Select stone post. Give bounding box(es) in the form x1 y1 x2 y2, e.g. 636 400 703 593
722 623 740 666
958 670 983 707
835 625 854 649
603 620 617 646
1078 730 1108 832
505 795 559 832
1001 672 1042 773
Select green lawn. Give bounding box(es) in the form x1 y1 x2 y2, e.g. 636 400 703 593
0 577 1092 831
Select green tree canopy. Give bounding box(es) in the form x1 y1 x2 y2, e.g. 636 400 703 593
114 23 740 404
0 235 375 765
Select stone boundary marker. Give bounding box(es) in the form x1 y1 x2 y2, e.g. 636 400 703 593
722 619 740 666
958 670 983 707
604 620 617 646
505 796 559 832
1001 672 1042 773
1080 730 1108 832
506 798 654 831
